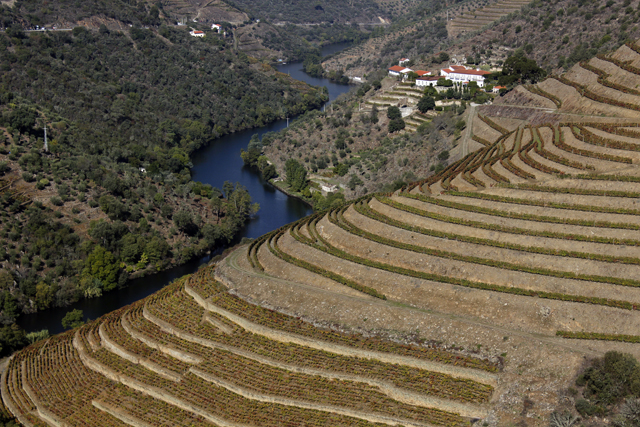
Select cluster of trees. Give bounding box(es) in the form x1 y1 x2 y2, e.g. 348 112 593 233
241 134 278 180
574 351 640 424
285 159 308 193
8 0 161 28
387 106 406 133
0 25 326 169
485 52 546 86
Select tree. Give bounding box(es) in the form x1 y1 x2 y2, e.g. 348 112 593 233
285 159 308 192
387 106 401 120
500 52 546 84
437 78 454 87
82 246 119 292
61 309 84 330
173 210 198 235
417 96 436 113
370 105 379 124
438 52 450 62
388 118 406 133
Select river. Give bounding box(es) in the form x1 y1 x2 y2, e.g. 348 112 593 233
17 42 354 335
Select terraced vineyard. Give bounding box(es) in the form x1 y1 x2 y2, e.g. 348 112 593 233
8 40 640 427
1 264 498 426
448 0 531 37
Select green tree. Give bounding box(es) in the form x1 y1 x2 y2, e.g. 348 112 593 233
285 159 308 192
82 245 119 292
173 209 198 235
61 309 84 330
388 118 406 133
387 106 401 120
417 96 436 113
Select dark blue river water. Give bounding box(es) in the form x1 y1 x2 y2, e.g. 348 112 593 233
17 42 353 334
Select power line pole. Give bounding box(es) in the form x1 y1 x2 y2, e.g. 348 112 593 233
43 124 48 152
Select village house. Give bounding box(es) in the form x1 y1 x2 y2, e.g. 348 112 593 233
190 29 205 37
320 183 338 193
388 65 413 77
415 76 440 87
440 65 491 87
399 58 411 66
492 85 507 93
211 24 221 32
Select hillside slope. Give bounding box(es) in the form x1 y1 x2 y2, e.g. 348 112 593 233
6 33 640 427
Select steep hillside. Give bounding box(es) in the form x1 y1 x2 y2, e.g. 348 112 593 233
7 38 640 427
1 269 498 427
448 0 640 72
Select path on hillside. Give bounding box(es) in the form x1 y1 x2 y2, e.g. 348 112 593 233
223 247 604 358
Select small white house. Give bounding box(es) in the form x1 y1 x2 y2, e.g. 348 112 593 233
211 24 221 32
416 76 440 87
190 30 205 37
399 58 410 66
321 183 338 193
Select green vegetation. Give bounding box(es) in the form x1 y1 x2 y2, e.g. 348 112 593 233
61 309 85 330
0 21 328 350
574 352 640 417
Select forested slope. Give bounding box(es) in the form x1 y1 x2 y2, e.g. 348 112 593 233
0 23 327 352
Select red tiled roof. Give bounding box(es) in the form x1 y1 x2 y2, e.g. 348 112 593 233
417 76 439 81
192 30 204 34
451 65 466 70
389 65 405 72
415 70 430 76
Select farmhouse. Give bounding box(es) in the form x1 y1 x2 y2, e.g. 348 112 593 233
211 24 221 32
190 30 205 37
388 65 413 77
416 76 440 87
320 183 338 193
415 70 431 77
440 65 491 87
399 58 410 65
492 85 506 93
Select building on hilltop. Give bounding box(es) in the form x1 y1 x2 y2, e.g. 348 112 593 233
190 30 205 37
440 65 491 87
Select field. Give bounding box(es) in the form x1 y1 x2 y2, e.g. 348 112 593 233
7 39 640 427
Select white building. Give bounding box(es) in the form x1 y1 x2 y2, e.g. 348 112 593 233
388 65 413 77
321 183 338 193
211 24 221 32
416 76 440 87
190 30 205 37
399 58 410 66
440 65 491 87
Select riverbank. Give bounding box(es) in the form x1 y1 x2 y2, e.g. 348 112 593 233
269 179 314 207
